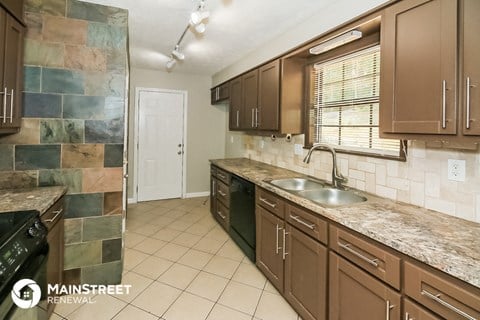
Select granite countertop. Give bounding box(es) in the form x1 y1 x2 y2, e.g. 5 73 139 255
0 186 67 215
211 158 480 289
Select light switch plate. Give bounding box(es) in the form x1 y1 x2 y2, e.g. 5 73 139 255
447 159 466 182
294 144 303 155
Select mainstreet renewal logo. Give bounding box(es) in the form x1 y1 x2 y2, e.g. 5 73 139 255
11 279 132 308
11 279 41 309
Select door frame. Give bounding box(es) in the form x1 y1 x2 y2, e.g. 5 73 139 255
133 87 188 203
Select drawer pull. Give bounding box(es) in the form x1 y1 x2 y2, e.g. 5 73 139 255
338 242 379 267
386 300 394 320
405 312 413 320
289 215 315 230
218 173 226 180
217 211 226 220
218 190 227 197
421 290 477 320
44 209 63 224
259 197 277 209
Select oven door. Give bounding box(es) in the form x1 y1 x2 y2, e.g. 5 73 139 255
0 244 48 320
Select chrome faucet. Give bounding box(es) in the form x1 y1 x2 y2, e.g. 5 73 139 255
303 143 348 189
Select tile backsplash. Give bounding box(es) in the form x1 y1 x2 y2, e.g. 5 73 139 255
242 135 480 223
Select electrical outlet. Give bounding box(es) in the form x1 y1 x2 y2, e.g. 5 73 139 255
447 159 466 182
294 144 303 155
230 136 234 143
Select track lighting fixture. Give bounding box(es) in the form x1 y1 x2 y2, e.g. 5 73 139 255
309 30 363 55
164 0 210 70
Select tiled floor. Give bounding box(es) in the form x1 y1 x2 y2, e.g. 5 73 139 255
53 197 300 320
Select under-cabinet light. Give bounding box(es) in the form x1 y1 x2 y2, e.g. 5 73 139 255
309 30 362 55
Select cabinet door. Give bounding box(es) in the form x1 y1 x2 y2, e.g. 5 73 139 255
380 0 457 135
211 88 217 104
284 224 327 320
462 0 480 135
329 252 401 320
1 12 23 129
256 206 284 292
404 298 442 320
242 69 258 129
46 214 64 316
229 77 243 130
210 176 217 215
258 60 280 131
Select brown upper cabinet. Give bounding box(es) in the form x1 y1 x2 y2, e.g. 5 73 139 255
380 0 480 141
258 60 280 131
228 76 243 129
243 69 258 129
0 2 24 134
210 82 229 105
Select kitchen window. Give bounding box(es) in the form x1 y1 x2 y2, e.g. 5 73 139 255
306 44 405 160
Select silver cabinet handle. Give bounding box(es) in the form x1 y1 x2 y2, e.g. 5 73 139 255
386 300 394 320
236 110 239 127
218 190 226 197
2 87 6 124
259 197 276 209
255 108 259 127
421 290 477 320
442 80 447 129
282 228 289 260
405 312 412 320
44 209 63 224
466 77 475 130
275 224 281 254
212 179 216 196
217 173 226 180
289 215 315 230
9 89 13 123
216 87 219 100
251 108 255 127
217 210 226 220
338 242 379 267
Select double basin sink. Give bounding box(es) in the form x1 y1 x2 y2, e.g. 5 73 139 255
268 178 367 206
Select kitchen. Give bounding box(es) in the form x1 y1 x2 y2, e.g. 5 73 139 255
0 0 479 319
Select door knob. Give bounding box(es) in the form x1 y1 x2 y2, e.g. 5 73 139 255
178 144 182 147
177 151 182 155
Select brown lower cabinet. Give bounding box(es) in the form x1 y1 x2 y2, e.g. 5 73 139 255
41 196 65 317
329 252 401 320
404 298 442 320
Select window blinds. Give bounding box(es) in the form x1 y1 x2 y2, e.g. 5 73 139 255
309 45 401 157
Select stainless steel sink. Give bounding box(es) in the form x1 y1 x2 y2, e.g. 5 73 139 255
297 188 367 206
269 178 324 191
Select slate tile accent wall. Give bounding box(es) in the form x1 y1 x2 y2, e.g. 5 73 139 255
0 0 128 285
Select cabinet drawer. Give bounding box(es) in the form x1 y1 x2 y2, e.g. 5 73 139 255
41 197 64 231
404 298 442 320
216 180 230 207
211 165 217 177
256 188 285 218
330 225 401 289
216 168 230 185
285 203 328 245
404 262 480 320
215 201 229 231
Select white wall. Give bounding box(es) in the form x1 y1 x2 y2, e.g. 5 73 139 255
128 68 227 199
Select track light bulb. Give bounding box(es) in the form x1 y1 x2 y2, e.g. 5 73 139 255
172 46 185 60
166 58 176 69
194 23 206 34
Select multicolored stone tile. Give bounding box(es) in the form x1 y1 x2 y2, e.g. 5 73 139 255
85 119 123 143
106 48 127 71
24 12 43 40
38 169 82 193
25 0 66 16
103 191 122 215
104 144 123 167
64 240 102 270
64 192 103 218
0 119 40 145
63 95 105 120
0 145 14 171
24 67 41 93
15 144 61 170
67 0 109 23
104 96 124 119
23 93 62 118
42 68 85 94
0 171 38 189
64 218 82 244
62 144 104 168
40 119 84 143
65 45 107 71
83 215 122 241
85 71 125 97
81 261 122 285
82 167 123 193
43 15 88 45
87 22 127 49
24 39 64 68
102 238 122 263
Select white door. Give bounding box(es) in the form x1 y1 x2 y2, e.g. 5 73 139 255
137 89 185 202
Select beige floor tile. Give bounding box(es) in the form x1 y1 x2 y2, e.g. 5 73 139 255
164 209 187 219
147 206 171 215
157 263 200 290
184 222 214 237
151 228 182 241
171 232 202 248
206 304 252 320
177 249 213 270
154 198 184 209
168 219 194 231
124 248 150 270
150 216 176 228
218 281 262 315
131 282 182 317
232 263 267 289
49 313 64 320
186 271 229 302
216 240 246 262
112 271 154 303
163 292 214 320
132 256 173 280
264 280 281 295
130 223 163 237
53 293 96 317
124 232 147 248
134 237 168 254
254 291 298 320
112 304 159 320
203 256 241 279
204 226 230 242
68 294 127 320
178 212 203 223
193 237 226 254
153 243 189 261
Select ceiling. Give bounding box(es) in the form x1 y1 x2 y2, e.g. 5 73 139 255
83 0 336 75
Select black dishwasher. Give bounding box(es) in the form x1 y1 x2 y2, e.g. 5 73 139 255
229 175 256 262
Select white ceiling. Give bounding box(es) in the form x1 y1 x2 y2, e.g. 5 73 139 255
83 0 336 75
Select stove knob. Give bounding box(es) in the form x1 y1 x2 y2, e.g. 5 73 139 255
34 220 44 230
27 226 40 238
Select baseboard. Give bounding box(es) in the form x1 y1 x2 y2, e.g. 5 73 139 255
184 191 210 198
127 198 137 204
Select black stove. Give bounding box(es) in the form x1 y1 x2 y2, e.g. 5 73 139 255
0 210 48 315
